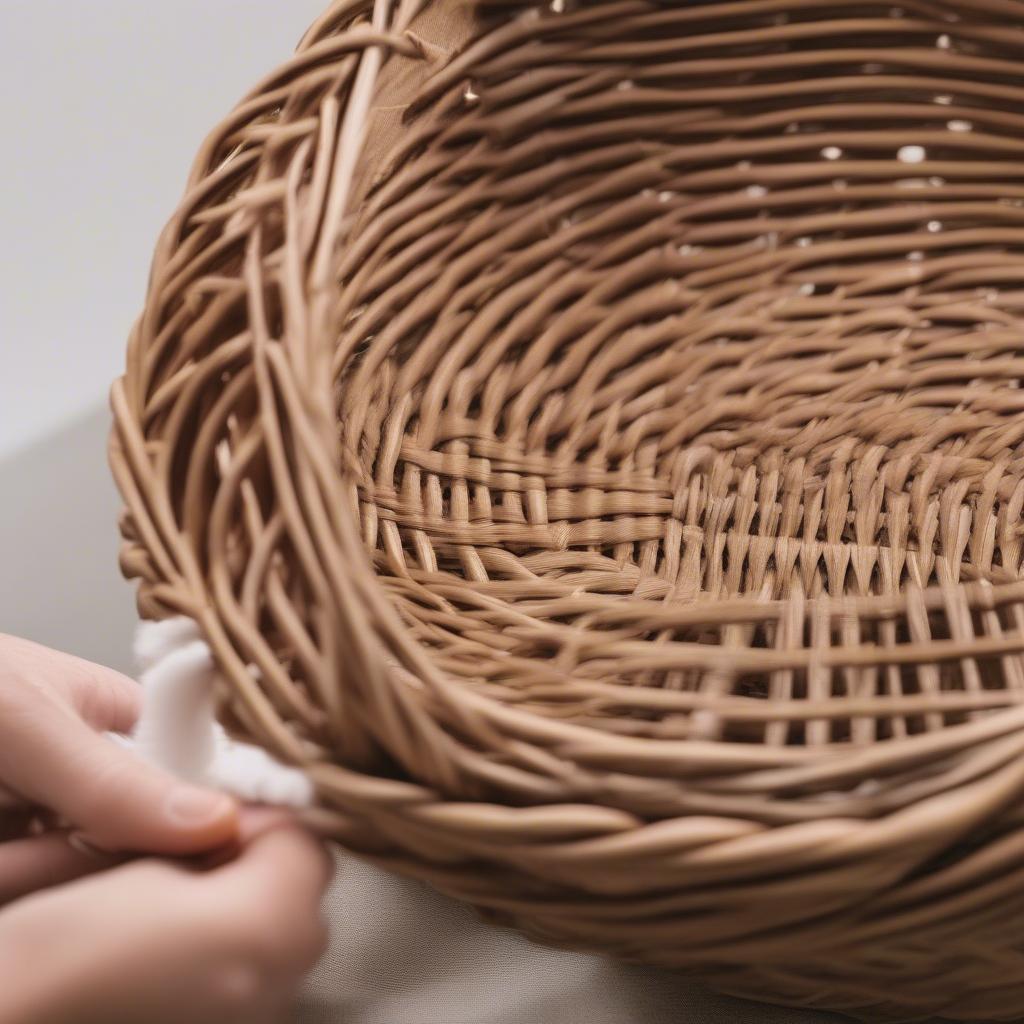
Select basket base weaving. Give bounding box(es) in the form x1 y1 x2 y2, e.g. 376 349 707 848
111 1 1024 1019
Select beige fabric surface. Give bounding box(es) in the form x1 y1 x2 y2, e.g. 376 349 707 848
295 856 851 1024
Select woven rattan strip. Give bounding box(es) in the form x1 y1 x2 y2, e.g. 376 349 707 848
111 1 1024 1019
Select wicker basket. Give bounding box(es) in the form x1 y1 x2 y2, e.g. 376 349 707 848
110 1 1024 1019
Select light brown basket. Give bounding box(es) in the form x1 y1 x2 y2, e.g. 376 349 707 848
110 1 1024 1019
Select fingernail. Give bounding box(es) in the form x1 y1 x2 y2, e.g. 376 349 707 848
164 786 233 825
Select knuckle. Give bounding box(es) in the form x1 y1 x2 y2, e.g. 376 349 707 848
71 663 130 728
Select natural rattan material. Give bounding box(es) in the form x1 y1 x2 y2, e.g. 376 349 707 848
110 1 1024 1019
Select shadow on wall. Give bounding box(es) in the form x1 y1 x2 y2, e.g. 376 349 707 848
0 404 136 673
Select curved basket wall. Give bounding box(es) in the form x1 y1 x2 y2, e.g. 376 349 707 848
110 1 1024 1019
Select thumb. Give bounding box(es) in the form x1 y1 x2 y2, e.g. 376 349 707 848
0 693 238 854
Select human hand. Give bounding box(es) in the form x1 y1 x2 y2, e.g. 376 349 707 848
1 809 331 1024
0 634 330 1023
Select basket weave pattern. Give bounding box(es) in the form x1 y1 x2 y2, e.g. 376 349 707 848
112 1 1024 1019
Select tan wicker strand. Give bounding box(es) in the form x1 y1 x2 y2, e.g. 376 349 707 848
110 0 1024 1018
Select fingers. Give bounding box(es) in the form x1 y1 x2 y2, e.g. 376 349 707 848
0 822 333 1024
221 816 333 901
0 634 141 734
0 637 238 855
0 694 237 854
0 635 336 1024
207 820 333 973
0 832 119 905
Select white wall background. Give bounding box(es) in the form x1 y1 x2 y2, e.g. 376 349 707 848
0 0 326 460
0 1 325 668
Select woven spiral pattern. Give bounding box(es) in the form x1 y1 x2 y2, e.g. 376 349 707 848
112 1 1024 1018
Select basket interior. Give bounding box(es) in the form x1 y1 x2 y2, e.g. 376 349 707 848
311 0 1024 754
